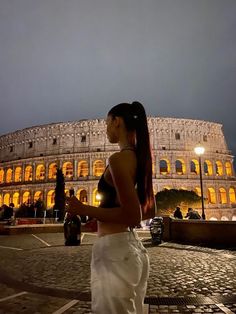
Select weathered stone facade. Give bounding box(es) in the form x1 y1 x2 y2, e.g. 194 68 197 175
0 117 235 220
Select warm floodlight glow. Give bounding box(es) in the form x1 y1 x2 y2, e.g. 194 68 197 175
95 193 102 201
194 146 205 156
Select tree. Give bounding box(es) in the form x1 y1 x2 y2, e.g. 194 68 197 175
155 189 201 216
54 168 66 221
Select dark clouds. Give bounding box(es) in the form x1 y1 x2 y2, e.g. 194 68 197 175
0 0 236 158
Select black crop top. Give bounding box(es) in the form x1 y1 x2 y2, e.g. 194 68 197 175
97 167 118 208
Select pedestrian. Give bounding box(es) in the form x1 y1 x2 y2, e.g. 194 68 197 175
185 207 201 219
173 206 183 219
67 101 154 314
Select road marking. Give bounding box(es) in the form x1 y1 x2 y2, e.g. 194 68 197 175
0 291 27 302
31 234 51 247
52 300 79 314
81 233 85 242
82 232 97 236
216 303 235 314
0 245 23 251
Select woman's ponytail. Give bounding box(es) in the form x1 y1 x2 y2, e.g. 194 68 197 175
131 102 154 214
108 101 154 216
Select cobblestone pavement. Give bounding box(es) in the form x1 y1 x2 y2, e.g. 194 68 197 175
0 231 236 313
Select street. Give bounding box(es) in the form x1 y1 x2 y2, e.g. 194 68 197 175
0 231 236 313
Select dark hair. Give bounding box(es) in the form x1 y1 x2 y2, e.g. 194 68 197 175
108 101 154 213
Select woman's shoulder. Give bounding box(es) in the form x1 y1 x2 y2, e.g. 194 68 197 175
109 150 137 172
109 150 136 162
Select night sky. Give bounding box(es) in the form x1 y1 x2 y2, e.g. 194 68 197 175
0 0 236 163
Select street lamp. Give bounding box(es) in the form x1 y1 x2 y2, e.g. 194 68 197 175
194 145 206 220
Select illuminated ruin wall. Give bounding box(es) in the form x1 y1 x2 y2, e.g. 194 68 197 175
0 117 235 220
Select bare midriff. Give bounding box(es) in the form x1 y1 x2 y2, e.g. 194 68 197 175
97 221 129 237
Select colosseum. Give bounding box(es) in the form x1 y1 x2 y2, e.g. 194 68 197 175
0 117 235 221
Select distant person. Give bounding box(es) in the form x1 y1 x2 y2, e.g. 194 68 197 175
185 208 201 219
174 206 183 219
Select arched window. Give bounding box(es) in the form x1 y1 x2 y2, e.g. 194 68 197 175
175 159 186 175
78 161 89 177
0 195 2 207
25 165 33 181
14 167 22 182
93 160 105 177
160 159 170 175
93 189 101 206
6 168 13 183
3 193 10 206
48 163 57 179
36 164 45 180
152 161 155 175
47 190 55 208
229 187 236 204
219 188 227 204
194 187 201 196
204 160 213 176
221 216 229 221
215 161 223 176
23 191 31 204
207 188 216 204
77 189 88 204
225 162 232 176
13 192 20 208
34 191 43 202
190 160 199 175
0 168 4 183
62 162 73 178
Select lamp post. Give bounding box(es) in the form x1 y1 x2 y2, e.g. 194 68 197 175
194 145 206 220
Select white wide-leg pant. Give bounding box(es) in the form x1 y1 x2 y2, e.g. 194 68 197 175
91 231 149 314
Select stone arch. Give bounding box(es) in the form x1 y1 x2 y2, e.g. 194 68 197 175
14 166 22 182
194 187 201 196
229 187 236 204
225 161 232 176
93 160 105 177
190 159 199 175
22 191 31 204
3 193 10 206
25 165 33 181
6 168 13 183
48 163 57 179
204 160 213 176
36 164 45 181
0 194 2 207
93 188 101 206
34 191 43 202
219 187 227 204
62 161 73 179
0 168 4 183
78 160 89 177
76 189 88 204
209 217 218 221
175 159 186 175
221 216 229 221
163 186 171 190
215 161 223 176
47 190 55 208
160 159 170 175
13 192 20 208
207 187 216 204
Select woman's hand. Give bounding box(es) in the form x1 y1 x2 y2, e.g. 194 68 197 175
66 196 85 216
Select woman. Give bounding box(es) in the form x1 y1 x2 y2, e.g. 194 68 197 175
67 101 154 314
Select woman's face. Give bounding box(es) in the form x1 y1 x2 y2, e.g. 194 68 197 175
106 115 118 143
